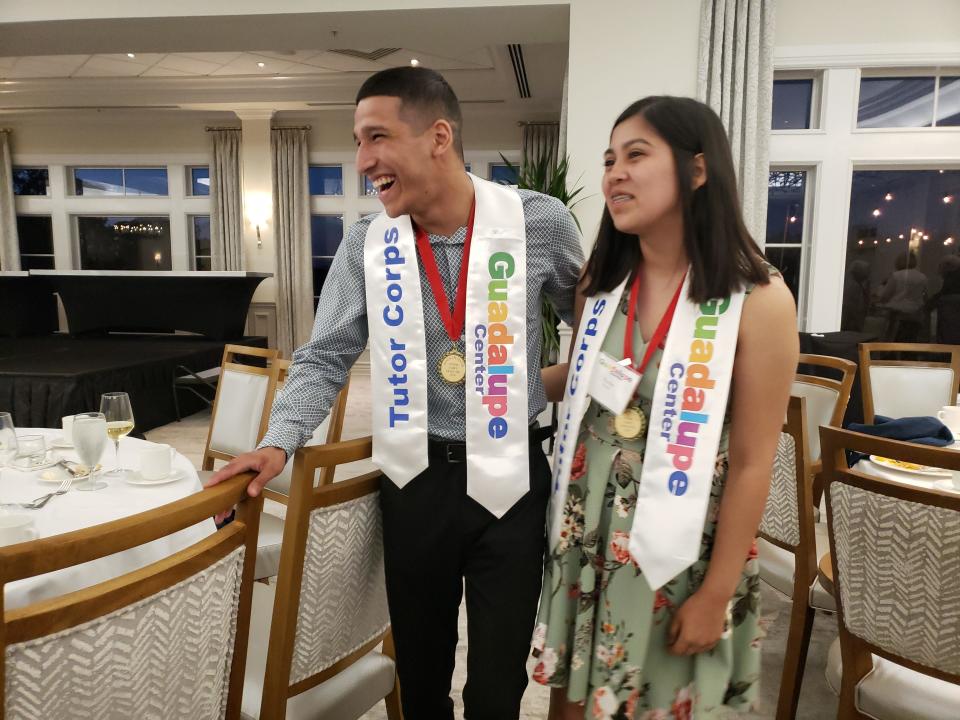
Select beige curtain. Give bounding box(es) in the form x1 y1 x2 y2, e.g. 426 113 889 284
0 131 19 271
697 0 776 244
271 127 314 358
521 122 560 174
209 129 244 270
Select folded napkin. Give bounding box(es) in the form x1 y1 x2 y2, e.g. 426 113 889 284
845 415 955 466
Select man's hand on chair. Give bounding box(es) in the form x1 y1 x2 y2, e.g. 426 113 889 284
206 447 287 524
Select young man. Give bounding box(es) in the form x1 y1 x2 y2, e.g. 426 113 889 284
209 66 583 719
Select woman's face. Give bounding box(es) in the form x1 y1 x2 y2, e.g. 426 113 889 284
602 114 681 236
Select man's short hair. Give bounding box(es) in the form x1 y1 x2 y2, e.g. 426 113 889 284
356 66 464 159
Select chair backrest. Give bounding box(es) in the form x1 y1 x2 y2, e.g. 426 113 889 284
257 437 391 719
760 396 815 561
820 427 960 690
859 342 960 424
203 344 281 471
792 353 857 462
1 473 263 720
263 368 352 501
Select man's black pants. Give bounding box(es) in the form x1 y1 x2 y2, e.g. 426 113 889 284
379 443 551 720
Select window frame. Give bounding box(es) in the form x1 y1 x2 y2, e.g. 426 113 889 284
771 70 824 133
186 166 211 197
308 164 345 197
766 165 816 327
188 213 212 270
854 68 960 132
11 166 52 198
73 213 174 271
15 213 56 269
70 166 170 198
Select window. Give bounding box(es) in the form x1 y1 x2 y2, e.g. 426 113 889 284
308 165 343 196
937 76 960 126
77 215 171 270
188 166 210 196
310 214 344 303
12 167 49 196
191 215 211 270
73 167 168 196
490 163 518 185
772 79 814 130
766 170 809 308
842 169 960 342
857 76 936 128
16 216 54 269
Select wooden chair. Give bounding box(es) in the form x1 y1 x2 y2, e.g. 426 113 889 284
758 396 835 719
793 353 857 505
820 427 960 719
240 437 402 720
253 361 352 581
201 344 281 472
859 343 960 424
1 473 263 720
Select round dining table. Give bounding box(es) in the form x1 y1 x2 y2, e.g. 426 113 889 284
1 428 215 610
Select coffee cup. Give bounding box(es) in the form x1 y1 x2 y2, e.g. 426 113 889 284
0 514 38 546
140 444 175 480
61 415 75 444
937 406 960 435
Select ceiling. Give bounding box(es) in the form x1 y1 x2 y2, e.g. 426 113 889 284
0 6 570 116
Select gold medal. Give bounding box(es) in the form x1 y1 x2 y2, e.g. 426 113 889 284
613 406 647 439
438 348 466 385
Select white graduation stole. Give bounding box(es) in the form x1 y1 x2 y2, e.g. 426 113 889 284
363 174 529 517
550 271 745 590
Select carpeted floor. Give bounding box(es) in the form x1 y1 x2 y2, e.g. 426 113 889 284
147 370 840 719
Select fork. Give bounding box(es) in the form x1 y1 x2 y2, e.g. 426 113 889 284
1 476 73 510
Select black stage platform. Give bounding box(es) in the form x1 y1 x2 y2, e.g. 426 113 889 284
0 334 267 432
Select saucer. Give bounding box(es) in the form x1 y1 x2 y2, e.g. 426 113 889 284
9 451 61 472
124 469 186 486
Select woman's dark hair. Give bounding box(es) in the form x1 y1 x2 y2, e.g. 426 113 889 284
582 96 769 302
356 66 464 159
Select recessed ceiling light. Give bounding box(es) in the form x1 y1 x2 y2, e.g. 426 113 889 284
127 53 136 59
410 58 420 66
257 62 266 68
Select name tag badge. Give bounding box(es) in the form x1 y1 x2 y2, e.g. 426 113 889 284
587 352 641 416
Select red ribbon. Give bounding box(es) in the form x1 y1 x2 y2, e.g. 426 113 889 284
414 201 476 343
623 269 685 375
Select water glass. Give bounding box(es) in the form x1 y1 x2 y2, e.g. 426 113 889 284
0 412 17 467
15 435 46 468
72 412 108 491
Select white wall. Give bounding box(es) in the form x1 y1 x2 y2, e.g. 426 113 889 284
565 0 702 252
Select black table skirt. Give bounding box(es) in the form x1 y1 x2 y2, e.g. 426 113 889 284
0 334 267 432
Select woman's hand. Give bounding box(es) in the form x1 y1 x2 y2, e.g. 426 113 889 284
667 587 729 656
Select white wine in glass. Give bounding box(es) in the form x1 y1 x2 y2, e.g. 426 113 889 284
100 392 135 478
73 412 107 491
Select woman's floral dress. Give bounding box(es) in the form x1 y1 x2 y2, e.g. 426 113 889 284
531 283 764 719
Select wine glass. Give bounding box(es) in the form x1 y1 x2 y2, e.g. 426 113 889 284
0 412 17 467
72 412 108 491
100 392 135 478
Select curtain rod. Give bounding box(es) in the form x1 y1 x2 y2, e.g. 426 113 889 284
204 125 312 131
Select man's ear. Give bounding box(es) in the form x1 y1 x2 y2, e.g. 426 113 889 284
691 153 707 191
431 118 455 157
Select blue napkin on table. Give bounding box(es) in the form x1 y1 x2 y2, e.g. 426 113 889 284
845 415 955 466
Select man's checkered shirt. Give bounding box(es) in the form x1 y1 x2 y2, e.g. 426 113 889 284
260 189 585 458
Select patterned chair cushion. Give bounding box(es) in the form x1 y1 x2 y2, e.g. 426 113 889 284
760 432 801 547
5 548 244 720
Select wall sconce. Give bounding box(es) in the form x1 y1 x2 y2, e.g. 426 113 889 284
245 191 272 248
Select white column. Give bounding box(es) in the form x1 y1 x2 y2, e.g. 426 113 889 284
565 0 702 253
236 109 276 304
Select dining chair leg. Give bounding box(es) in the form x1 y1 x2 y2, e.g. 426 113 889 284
382 630 404 720
775 600 815 720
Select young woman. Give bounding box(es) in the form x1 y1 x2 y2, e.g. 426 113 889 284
534 96 798 719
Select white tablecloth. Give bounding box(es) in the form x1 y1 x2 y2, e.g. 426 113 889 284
1 428 215 610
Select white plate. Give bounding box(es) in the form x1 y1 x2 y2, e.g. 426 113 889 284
933 479 960 493
8 451 61 472
868 455 952 478
124 469 186 486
